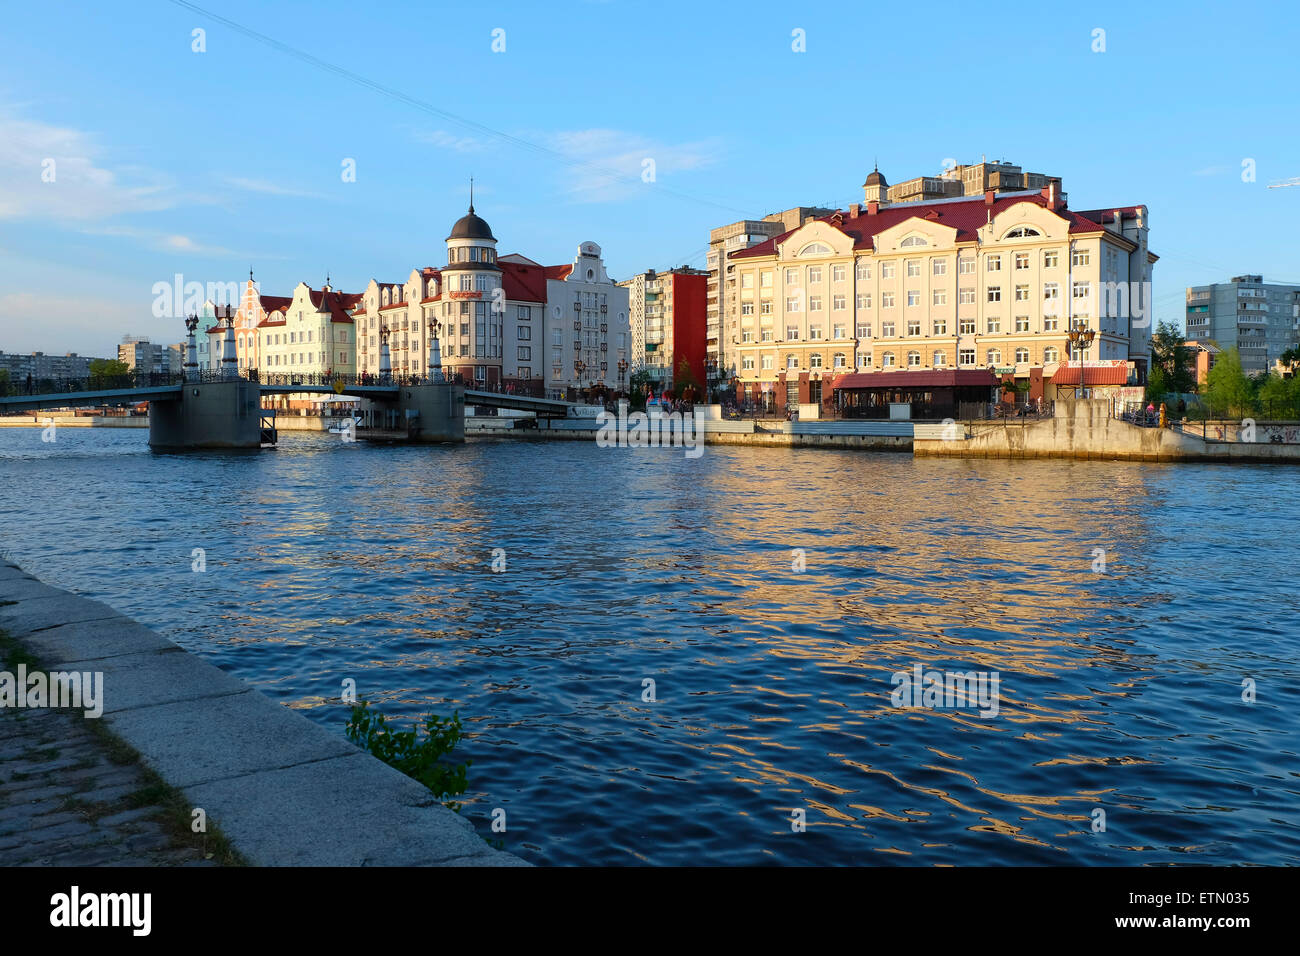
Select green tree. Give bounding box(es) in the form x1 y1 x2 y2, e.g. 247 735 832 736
1149 321 1195 395
627 367 653 410
1258 372 1300 420
88 358 130 389
1146 364 1169 404
1203 347 1255 418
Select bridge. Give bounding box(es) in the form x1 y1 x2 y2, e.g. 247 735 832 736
0 371 583 448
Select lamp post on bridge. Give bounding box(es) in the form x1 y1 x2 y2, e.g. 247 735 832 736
184 314 200 383
220 305 238 381
379 326 392 384
427 320 444 384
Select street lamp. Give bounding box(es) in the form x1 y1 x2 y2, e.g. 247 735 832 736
1066 321 1097 399
617 358 628 394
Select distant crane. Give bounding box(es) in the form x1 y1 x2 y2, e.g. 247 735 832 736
1267 177 1300 188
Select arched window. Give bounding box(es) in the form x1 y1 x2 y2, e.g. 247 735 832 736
786 354 799 369
797 242 833 257
810 353 823 369
933 350 947 367
907 350 921 367
987 348 1002 365
1003 226 1043 239
899 235 928 247
1015 347 1030 364
882 351 895 367
1044 346 1059 363
833 352 846 368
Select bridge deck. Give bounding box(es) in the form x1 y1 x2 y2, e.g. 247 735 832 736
463 389 578 417
0 385 183 412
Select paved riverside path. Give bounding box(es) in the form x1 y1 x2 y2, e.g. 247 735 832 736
0 562 526 866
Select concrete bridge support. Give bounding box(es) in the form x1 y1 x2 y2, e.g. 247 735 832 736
358 383 465 443
149 381 263 450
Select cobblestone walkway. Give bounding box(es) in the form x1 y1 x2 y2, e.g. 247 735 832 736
0 703 217 866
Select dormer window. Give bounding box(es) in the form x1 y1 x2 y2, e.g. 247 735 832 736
797 242 833 257
1003 226 1043 239
899 235 928 247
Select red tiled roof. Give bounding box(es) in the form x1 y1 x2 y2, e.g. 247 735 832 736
832 369 999 390
731 193 1140 260
258 295 293 313
498 260 547 303
1050 364 1130 385
544 264 573 280
307 288 360 324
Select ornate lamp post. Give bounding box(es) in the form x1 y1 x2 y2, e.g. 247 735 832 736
1066 321 1097 399
184 313 200 383
617 358 628 395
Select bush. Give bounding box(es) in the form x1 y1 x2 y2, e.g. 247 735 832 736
345 702 470 810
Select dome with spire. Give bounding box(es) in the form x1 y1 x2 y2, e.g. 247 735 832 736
447 203 495 241
863 165 888 188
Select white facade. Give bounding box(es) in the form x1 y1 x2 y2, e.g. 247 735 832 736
544 242 630 397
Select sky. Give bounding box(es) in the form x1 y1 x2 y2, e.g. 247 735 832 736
1 0 1297 357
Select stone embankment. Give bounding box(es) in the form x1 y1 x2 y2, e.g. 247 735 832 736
0 561 526 866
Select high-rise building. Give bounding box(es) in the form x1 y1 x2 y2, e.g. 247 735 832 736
117 337 182 376
1185 275 1300 376
0 351 105 383
619 267 708 392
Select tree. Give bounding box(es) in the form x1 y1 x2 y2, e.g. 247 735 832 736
1203 347 1254 418
1149 321 1195 395
1258 372 1300 420
88 359 131 390
627 367 653 410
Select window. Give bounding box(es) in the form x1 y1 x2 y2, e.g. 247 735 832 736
784 268 799 284
987 255 1002 272
810 353 823 369
742 356 755 371
907 290 921 307
1044 346 1059 363
808 326 823 340
1015 315 1030 333
761 301 773 315
741 303 754 315
1043 315 1059 331
958 258 975 275
1015 252 1030 270
786 354 799 369
988 286 1002 303
856 293 872 309
907 350 921 367
987 348 1002 365
933 258 948 276
809 296 823 312
760 329 773 342
856 262 871 280
1072 248 1090 267
798 242 832 258
882 351 895 367
906 259 921 277
832 323 846 339
832 265 846 283
959 288 976 305
833 352 847 368
861 352 873 368
907 319 921 336
761 271 773 287
900 235 928 247
959 318 975 334
1015 347 1030 363
933 318 947 336
833 294 846 311
741 273 754 288
741 329 754 343
762 355 774 370
959 348 975 365
881 292 895 308
786 296 802 312
881 321 895 337
1073 281 1091 300
808 267 822 283
786 326 800 340
1014 285 1030 302
987 317 1001 334
1044 250 1059 268
881 262 896 279
933 350 947 367
857 324 872 338
517 346 531 360
1004 226 1042 239
933 289 947 306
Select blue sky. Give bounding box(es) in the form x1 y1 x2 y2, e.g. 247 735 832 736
1 0 1297 356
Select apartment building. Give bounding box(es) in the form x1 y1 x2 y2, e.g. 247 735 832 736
1186 275 1300 376
708 207 832 385
257 282 360 377
0 351 103 382
726 173 1155 409
884 159 1057 206
619 267 708 391
118 337 182 376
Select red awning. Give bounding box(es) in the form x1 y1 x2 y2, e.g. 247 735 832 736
832 368 999 390
1051 365 1130 385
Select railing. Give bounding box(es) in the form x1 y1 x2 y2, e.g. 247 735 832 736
0 370 187 398
958 401 1056 422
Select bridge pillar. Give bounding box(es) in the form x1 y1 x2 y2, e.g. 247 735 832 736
396 383 465 443
149 381 264 450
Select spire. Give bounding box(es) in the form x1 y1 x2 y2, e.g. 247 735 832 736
469 176 475 214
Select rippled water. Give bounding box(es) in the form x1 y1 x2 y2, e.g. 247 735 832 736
2 426 1298 865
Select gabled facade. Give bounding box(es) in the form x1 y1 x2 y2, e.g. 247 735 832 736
257 281 359 377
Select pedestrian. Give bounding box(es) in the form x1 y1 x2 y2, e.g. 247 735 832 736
25 372 33 394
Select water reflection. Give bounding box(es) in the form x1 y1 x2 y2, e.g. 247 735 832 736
1 429 1298 865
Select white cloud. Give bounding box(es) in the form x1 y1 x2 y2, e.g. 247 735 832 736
222 175 323 198
0 110 175 221
413 129 489 153
546 128 721 203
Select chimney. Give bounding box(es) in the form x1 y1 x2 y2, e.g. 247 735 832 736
984 189 995 206
1041 178 1063 210
867 200 879 215
849 203 860 218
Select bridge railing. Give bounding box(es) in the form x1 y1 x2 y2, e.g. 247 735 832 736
0 370 188 398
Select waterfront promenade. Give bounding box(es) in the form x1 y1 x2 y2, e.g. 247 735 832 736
0 560 524 867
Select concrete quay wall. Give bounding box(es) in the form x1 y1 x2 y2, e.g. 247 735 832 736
0 561 525 867
915 400 1300 463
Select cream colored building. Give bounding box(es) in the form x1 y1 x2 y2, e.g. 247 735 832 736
257 281 359 378
727 176 1156 405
